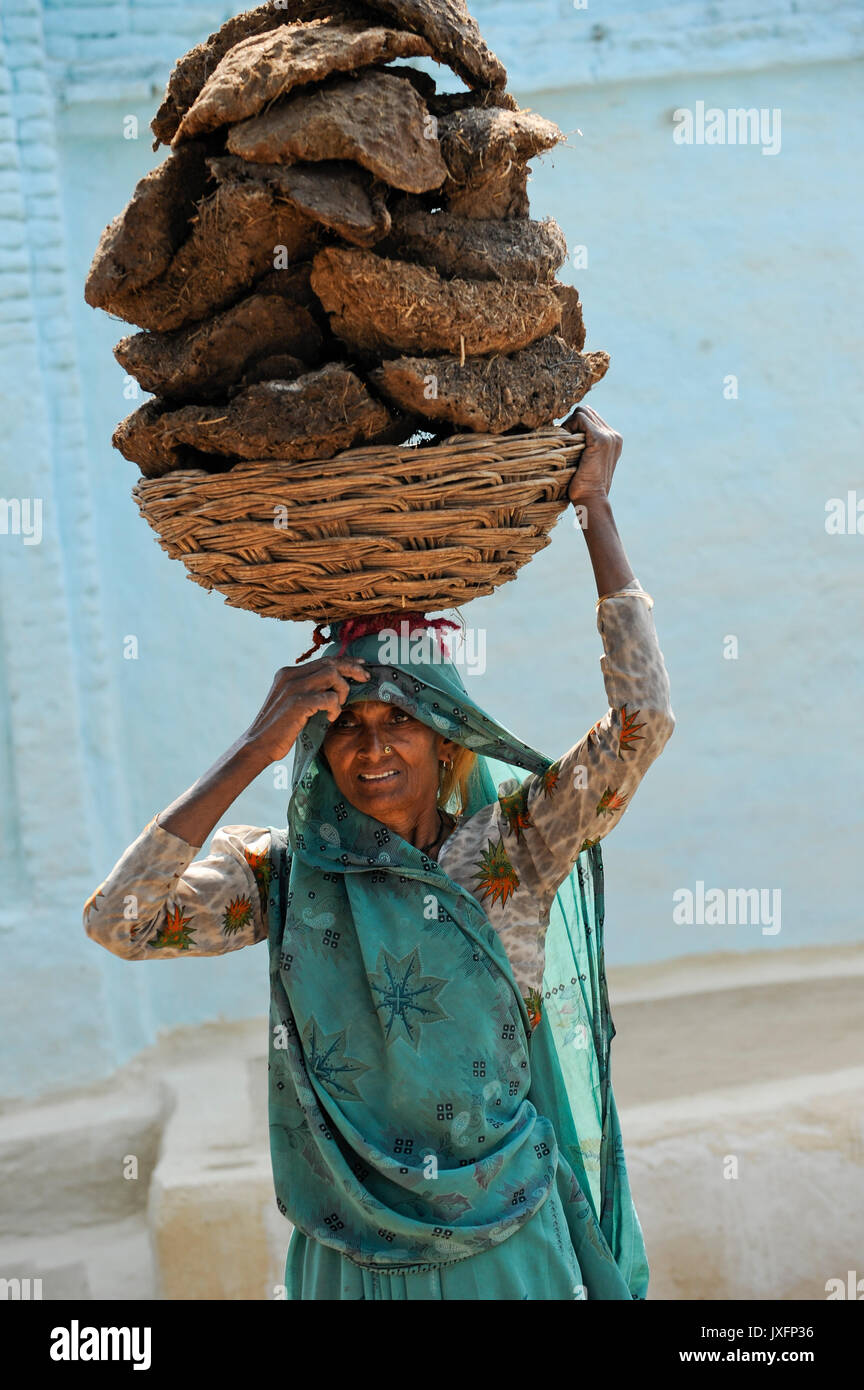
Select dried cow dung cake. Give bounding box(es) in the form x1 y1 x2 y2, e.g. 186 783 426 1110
250 262 317 305
310 247 561 355
237 353 309 389
163 368 394 459
381 203 568 283
152 0 380 146
226 71 448 194
111 400 227 477
153 1 505 146
554 283 586 352
439 107 563 220
114 292 326 402
245 260 333 335
97 180 318 333
439 107 563 184
113 400 172 478
428 88 518 117
372 63 437 100
209 154 391 247
173 20 436 143
85 143 213 309
364 0 506 89
114 365 393 477
371 335 610 433
447 163 529 220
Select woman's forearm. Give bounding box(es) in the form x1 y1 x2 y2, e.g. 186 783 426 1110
576 495 637 598
156 736 273 848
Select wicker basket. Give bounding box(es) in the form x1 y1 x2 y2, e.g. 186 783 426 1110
131 425 585 623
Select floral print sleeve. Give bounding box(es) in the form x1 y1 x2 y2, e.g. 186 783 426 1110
438 580 675 999
83 814 272 959
498 580 675 894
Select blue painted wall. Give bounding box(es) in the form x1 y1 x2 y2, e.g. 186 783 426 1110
1 0 862 1099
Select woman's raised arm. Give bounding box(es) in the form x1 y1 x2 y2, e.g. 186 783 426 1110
83 656 371 959
493 580 675 907
157 656 370 847
454 406 675 922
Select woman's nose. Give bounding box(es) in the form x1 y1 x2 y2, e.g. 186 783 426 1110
356 726 388 757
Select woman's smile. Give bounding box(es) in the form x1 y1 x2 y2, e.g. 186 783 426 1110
356 767 401 785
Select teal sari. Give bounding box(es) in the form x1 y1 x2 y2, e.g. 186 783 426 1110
267 626 648 1300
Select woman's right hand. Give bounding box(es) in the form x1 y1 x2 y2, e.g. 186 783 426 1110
242 656 371 765
561 403 623 505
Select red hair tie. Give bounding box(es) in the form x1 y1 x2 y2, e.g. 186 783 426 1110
294 622 334 665
295 612 462 664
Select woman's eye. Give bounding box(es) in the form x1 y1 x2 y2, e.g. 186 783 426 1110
331 709 409 730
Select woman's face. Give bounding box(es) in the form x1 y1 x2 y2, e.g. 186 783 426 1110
321 698 457 820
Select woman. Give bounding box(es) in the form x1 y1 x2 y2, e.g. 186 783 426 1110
84 404 675 1300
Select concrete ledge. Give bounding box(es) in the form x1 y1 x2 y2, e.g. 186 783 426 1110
0 1215 156 1300
0 1076 168 1238
143 1023 288 1300
149 1162 280 1301
608 941 864 1003
624 1068 864 1300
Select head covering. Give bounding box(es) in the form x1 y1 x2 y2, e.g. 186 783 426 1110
265 615 648 1297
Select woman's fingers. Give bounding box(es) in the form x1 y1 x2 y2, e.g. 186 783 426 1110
314 666 353 698
566 401 624 503
579 405 614 436
293 687 342 717
288 658 369 698
312 659 370 691
246 657 371 762
333 659 370 681
582 408 623 457
288 657 372 713
308 689 344 719
575 403 620 442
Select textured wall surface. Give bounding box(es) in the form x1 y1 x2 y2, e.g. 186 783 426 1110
35 0 864 101
1 1 862 1099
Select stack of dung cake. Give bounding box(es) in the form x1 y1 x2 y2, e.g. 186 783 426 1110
85 0 608 622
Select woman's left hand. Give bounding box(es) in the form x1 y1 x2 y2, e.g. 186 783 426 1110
561 403 623 504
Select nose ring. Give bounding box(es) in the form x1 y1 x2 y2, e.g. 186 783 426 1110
384 745 392 754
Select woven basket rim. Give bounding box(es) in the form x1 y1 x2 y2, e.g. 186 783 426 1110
131 424 585 491
131 425 586 623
